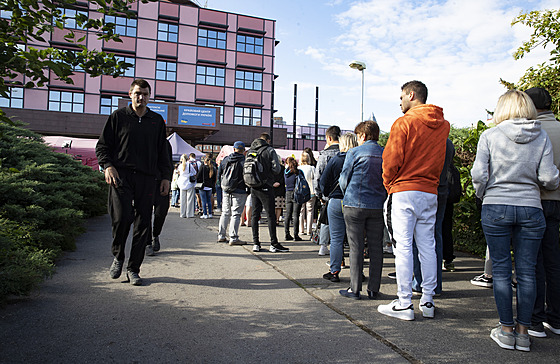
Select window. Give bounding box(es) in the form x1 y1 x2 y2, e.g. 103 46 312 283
158 22 178 42
198 29 226 49
196 66 225 86
234 107 261 126
115 56 135 77
203 104 223 124
235 70 262 90
0 87 23 108
48 90 84 113
1 10 13 19
236 35 263 55
105 15 137 37
100 95 121 115
58 8 88 30
156 61 176 81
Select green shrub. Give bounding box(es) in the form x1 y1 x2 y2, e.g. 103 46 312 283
0 121 107 302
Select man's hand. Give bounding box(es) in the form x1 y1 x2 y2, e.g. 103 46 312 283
104 166 120 187
273 182 280 188
160 179 170 196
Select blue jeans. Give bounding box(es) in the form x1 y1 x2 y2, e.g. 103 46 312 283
481 204 545 327
200 189 213 216
171 189 180 206
327 198 344 273
412 194 447 294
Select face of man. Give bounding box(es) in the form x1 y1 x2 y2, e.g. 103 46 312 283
129 85 150 111
400 89 412 114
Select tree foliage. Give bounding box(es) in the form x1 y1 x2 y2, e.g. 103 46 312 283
0 0 145 123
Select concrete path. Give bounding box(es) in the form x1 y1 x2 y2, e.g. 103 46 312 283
1 207 559 363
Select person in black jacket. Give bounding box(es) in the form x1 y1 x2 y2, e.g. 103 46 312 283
96 79 172 286
217 141 248 245
197 154 217 219
284 157 303 241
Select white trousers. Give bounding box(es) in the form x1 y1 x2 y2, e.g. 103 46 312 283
180 187 195 218
385 191 437 306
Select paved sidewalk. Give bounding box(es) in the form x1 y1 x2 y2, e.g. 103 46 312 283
1 207 559 363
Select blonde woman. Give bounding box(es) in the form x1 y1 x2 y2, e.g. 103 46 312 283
177 154 197 218
472 90 559 351
197 155 217 219
299 151 316 237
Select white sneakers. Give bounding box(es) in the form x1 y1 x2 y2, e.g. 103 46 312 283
377 299 415 321
419 302 435 318
318 245 329 256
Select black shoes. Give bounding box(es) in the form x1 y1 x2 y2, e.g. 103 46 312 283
153 236 160 252
339 287 360 300
126 270 143 286
285 235 294 241
366 290 378 300
323 271 340 282
269 243 289 252
294 235 303 241
109 258 123 279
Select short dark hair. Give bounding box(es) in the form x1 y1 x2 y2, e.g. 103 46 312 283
259 133 271 142
402 80 427 104
325 126 341 141
189 153 196 159
130 78 151 94
354 120 380 141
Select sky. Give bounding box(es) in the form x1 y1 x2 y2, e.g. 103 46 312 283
202 0 560 132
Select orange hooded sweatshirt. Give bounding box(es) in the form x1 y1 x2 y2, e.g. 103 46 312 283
382 104 450 195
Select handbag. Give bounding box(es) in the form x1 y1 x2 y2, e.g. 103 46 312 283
318 200 329 225
311 225 320 245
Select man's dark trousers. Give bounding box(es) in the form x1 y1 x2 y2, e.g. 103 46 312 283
109 169 156 273
251 187 278 245
152 180 170 238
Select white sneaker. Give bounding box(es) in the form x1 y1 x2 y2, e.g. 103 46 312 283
544 322 560 335
318 245 329 256
201 215 208 219
208 214 213 218
252 244 261 252
383 244 393 254
419 301 435 318
378 299 415 321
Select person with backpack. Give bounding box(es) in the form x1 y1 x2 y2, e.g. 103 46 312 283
284 157 303 241
244 133 289 253
217 141 249 245
196 154 217 219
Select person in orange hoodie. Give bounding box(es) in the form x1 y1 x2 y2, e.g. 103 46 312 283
377 80 450 321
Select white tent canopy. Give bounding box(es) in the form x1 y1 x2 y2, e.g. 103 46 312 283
167 132 205 161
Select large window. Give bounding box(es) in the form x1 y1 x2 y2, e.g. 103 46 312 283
198 29 226 49
0 87 23 108
1 10 13 19
156 61 176 81
235 70 262 91
234 107 261 126
236 35 263 55
158 22 178 42
203 104 223 124
115 56 135 78
58 8 88 30
196 66 225 86
100 95 121 115
48 90 84 113
105 15 137 37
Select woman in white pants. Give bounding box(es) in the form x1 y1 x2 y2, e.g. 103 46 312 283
178 154 196 218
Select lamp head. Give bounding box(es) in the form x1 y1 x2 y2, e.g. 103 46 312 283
349 61 366 71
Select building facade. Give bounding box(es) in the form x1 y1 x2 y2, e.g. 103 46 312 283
1 0 287 149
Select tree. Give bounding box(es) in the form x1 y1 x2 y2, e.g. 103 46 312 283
0 0 144 123
502 9 560 115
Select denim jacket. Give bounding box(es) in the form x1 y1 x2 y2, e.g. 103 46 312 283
339 140 387 209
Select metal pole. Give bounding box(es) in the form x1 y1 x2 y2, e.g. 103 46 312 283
292 84 297 150
270 77 275 145
314 86 319 151
360 69 364 122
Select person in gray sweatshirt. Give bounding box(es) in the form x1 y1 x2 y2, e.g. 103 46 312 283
471 89 559 352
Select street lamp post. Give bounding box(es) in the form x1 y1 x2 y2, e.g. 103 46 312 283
349 61 366 122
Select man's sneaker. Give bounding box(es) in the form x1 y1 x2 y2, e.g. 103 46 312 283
544 322 560 335
201 215 208 219
208 214 213 218
470 274 493 288
152 236 160 252
294 236 303 241
269 243 289 252
514 332 531 352
318 245 329 256
145 244 155 256
109 258 124 279
443 261 455 272
339 287 360 300
217 237 227 243
285 234 294 241
229 240 246 246
383 244 393 254
528 323 547 338
252 244 261 252
323 271 340 282
490 327 515 350
388 272 396 279
126 270 143 286
377 299 415 321
419 301 435 318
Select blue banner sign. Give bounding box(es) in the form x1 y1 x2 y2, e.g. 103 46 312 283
178 106 216 127
148 103 168 124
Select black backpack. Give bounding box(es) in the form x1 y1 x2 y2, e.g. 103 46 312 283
221 157 244 193
447 162 462 204
243 147 268 188
294 171 311 204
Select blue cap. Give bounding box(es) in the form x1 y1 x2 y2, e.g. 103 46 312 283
233 141 245 149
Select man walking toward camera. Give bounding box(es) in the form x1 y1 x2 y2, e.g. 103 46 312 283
378 80 449 320
96 79 172 286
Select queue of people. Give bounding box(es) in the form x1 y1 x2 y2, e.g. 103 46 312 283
97 78 560 353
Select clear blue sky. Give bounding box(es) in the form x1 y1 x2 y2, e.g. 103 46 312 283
203 0 559 132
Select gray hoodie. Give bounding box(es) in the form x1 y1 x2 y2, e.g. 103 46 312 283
471 118 559 209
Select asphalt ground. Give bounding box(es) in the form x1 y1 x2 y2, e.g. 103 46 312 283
1 207 559 363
